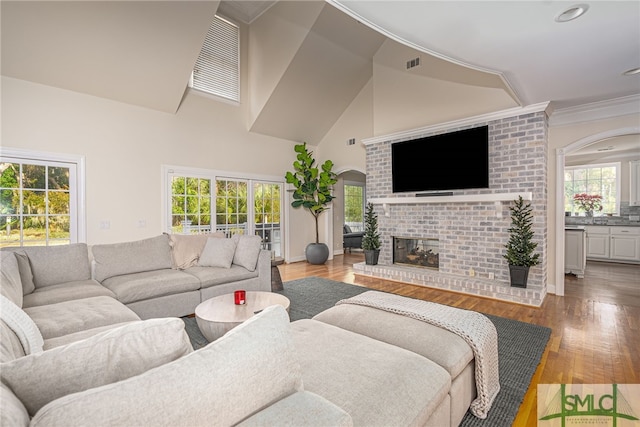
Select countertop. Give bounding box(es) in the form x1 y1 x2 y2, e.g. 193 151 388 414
566 223 640 227
565 217 640 227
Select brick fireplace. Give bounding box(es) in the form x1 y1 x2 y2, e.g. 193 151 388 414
354 109 549 306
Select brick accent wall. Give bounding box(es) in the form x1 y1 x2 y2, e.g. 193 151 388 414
357 111 548 306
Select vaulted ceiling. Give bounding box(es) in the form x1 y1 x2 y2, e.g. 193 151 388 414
1 1 220 113
2 1 638 144
330 0 640 110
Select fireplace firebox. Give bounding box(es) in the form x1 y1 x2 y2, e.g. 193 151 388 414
393 237 439 269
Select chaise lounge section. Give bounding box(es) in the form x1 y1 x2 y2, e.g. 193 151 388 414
312 301 479 426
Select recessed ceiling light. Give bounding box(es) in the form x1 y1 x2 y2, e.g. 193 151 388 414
555 4 589 23
623 67 640 76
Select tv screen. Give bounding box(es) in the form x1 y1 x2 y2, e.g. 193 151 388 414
391 126 489 193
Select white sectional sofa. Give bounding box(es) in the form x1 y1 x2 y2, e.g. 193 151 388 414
90 233 271 318
0 235 489 426
2 233 271 319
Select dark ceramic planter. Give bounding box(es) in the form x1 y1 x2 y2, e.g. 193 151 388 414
364 249 380 265
508 265 530 288
305 243 329 265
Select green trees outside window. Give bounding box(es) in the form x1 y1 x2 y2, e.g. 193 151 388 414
170 174 282 257
344 184 364 232
564 163 618 215
0 161 71 247
171 176 212 233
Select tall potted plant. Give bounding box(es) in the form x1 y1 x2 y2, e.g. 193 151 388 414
285 142 337 264
362 202 381 265
503 195 540 288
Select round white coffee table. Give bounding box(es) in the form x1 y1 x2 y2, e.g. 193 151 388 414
195 291 290 342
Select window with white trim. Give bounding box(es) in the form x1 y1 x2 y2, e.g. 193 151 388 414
0 153 82 247
564 162 620 216
215 178 248 236
171 176 211 234
165 167 284 257
190 15 240 103
344 183 365 232
253 181 282 256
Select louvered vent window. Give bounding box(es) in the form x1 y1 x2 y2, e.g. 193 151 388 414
191 15 239 103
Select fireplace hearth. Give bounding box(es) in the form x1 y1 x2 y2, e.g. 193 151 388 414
393 237 439 269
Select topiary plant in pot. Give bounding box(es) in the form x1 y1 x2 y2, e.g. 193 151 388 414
362 202 381 265
503 195 540 288
285 142 337 265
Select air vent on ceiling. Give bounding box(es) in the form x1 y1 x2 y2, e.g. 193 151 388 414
406 57 421 70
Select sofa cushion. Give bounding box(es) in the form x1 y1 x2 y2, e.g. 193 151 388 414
24 296 140 340
92 235 173 282
237 391 353 427
291 319 451 427
0 294 44 355
1 383 29 427
18 244 91 289
314 304 474 378
31 306 302 427
22 280 116 308
167 232 225 269
101 269 201 304
232 234 262 271
184 265 258 289
0 251 23 306
1 318 193 417
198 237 237 268
43 322 135 350
13 251 35 295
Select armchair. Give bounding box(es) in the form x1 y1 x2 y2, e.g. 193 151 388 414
343 225 363 252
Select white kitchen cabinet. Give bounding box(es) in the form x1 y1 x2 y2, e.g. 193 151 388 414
610 227 640 261
565 229 586 278
585 226 640 263
630 160 640 207
585 226 610 259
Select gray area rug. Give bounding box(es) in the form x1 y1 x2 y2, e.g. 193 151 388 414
183 277 551 427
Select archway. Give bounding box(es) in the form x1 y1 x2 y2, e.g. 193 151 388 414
554 127 640 296
333 168 366 256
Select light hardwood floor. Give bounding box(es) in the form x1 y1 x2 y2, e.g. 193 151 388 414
278 254 640 427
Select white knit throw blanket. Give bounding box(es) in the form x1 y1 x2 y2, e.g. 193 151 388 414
336 291 500 419
0 294 44 355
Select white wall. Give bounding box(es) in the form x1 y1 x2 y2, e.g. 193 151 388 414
317 78 372 172
1 76 297 245
371 39 517 136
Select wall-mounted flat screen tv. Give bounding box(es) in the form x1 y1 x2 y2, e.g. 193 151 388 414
391 125 489 193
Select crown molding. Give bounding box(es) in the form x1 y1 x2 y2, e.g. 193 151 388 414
362 102 550 146
549 94 640 127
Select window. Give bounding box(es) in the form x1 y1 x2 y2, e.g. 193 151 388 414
215 178 248 236
190 15 239 103
254 182 282 255
165 167 284 257
344 183 365 232
171 176 211 234
0 151 83 247
564 163 620 216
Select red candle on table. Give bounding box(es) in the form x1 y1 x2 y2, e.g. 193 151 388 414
234 290 246 305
